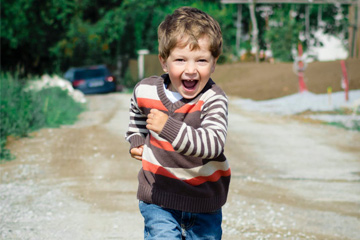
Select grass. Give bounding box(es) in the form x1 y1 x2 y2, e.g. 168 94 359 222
0 73 86 161
296 108 360 132
326 120 360 132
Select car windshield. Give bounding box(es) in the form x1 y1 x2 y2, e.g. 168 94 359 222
74 69 107 79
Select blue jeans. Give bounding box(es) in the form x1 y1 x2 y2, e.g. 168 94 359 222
139 201 222 240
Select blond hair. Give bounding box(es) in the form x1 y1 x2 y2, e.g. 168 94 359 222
158 7 222 60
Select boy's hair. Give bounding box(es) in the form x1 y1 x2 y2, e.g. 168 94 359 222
158 7 222 60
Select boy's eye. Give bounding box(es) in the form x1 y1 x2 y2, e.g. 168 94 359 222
175 59 185 62
198 59 207 62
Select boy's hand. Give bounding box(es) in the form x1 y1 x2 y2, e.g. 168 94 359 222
146 109 168 134
130 145 144 161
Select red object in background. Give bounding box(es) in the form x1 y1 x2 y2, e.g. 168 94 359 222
297 43 308 93
340 60 349 102
106 76 115 82
72 79 85 87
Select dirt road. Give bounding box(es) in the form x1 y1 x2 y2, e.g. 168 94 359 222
1 93 359 239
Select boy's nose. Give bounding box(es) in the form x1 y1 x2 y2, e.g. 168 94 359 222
185 62 196 74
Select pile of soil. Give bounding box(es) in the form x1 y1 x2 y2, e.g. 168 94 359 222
129 56 359 101
212 59 360 100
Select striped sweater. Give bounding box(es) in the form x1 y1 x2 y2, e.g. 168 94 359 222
125 74 230 213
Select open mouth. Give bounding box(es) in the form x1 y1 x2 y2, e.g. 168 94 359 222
182 80 198 90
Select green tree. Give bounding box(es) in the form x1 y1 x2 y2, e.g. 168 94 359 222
265 5 303 62
1 0 351 76
1 0 77 75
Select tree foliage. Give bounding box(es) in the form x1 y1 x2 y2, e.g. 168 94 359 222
1 0 351 75
265 5 303 62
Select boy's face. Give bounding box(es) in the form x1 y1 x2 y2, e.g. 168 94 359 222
159 37 217 99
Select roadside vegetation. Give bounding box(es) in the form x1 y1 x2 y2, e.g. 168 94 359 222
327 121 360 131
0 73 86 161
326 109 360 131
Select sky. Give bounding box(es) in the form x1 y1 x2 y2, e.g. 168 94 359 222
309 29 349 61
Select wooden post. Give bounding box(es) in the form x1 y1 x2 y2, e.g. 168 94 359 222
349 5 355 57
137 49 149 80
356 0 360 58
249 0 259 62
305 5 310 48
236 4 243 57
318 4 322 26
349 2 360 58
317 5 322 47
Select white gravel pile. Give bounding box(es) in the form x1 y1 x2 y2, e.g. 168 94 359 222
26 74 86 104
233 90 360 128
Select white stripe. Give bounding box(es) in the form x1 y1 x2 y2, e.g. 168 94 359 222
127 127 148 134
136 85 160 100
142 145 158 164
208 133 216 159
143 146 229 180
201 89 216 100
172 123 186 147
143 147 229 180
207 106 227 116
151 131 167 142
130 119 147 125
194 131 202 157
125 133 144 141
199 128 209 158
184 127 194 155
202 119 226 130
178 130 189 152
167 161 229 180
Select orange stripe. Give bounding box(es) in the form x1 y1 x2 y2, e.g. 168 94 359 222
175 101 204 113
137 98 167 111
142 160 178 179
150 135 175 152
184 169 231 186
142 160 231 186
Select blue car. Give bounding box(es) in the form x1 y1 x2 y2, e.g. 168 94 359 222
64 65 116 94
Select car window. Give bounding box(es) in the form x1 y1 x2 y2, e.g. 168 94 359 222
64 69 74 79
74 69 107 79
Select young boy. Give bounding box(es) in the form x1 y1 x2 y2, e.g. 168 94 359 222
125 7 230 239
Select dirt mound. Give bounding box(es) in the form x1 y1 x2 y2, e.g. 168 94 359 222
212 59 360 100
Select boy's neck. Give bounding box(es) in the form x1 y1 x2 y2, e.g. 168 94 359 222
167 82 177 93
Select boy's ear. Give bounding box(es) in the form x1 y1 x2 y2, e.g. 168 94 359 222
158 55 168 73
211 57 219 73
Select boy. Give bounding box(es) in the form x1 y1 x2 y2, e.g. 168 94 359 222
125 7 230 239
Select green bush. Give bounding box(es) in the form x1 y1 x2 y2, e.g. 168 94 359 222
0 73 86 161
327 121 360 132
122 67 139 89
265 8 303 62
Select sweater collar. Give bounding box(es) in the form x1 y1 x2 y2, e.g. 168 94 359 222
159 74 213 104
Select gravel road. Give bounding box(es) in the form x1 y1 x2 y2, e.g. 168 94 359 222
1 93 359 239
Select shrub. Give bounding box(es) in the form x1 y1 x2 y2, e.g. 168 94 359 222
122 67 138 89
327 121 360 132
265 8 303 62
0 73 86 161
33 87 86 127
